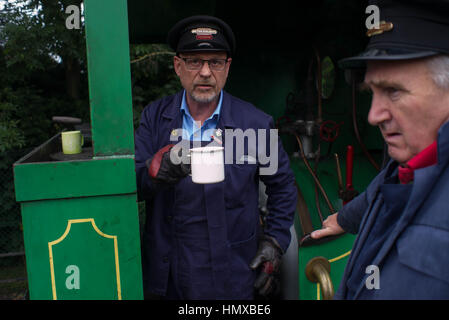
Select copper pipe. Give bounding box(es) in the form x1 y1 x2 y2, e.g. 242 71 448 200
294 133 336 214
314 145 324 223
351 80 380 171
313 48 324 222
314 48 322 124
295 182 314 235
334 153 344 191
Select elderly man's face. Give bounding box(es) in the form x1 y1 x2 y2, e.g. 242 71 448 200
174 51 231 104
364 59 449 164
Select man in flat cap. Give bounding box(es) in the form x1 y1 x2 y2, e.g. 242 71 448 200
311 0 449 299
134 15 297 299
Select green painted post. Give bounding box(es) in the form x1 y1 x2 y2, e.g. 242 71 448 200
84 0 135 156
13 0 143 300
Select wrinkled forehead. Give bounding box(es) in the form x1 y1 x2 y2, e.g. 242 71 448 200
364 59 429 86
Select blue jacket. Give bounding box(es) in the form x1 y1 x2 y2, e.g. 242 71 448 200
134 90 297 299
336 121 449 299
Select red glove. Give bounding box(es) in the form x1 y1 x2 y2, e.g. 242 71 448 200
146 144 190 184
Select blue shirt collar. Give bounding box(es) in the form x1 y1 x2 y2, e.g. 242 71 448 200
180 89 222 122
180 90 223 141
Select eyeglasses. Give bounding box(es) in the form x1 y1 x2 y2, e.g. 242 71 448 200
178 57 228 71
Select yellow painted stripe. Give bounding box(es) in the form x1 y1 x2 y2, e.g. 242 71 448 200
329 250 351 263
317 283 321 300
48 219 122 300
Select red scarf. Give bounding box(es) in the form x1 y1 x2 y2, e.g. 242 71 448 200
398 141 438 184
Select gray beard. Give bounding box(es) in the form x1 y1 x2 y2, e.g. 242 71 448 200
190 91 218 104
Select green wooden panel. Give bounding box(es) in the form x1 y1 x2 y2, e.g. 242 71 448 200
84 0 135 156
50 219 119 299
21 194 143 300
13 157 136 202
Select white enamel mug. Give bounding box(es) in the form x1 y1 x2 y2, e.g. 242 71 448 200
189 146 224 184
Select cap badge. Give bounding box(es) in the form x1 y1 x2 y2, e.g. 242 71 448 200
366 21 394 37
191 27 217 40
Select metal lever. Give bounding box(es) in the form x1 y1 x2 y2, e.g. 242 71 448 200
346 145 354 193
334 147 358 205
52 116 82 124
334 153 344 192
305 256 334 300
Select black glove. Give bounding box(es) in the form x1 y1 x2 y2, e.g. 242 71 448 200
249 235 283 298
146 144 190 184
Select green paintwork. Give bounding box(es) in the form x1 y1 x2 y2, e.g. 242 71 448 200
290 155 380 233
14 138 143 299
84 0 135 156
21 194 142 300
14 138 136 203
290 155 380 299
13 0 143 300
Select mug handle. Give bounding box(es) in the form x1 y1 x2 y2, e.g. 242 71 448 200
186 153 191 176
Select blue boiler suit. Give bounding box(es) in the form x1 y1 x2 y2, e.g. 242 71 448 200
335 121 449 299
134 90 297 299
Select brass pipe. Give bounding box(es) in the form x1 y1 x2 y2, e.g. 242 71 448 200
334 153 344 191
295 182 314 235
305 257 334 300
351 79 380 171
314 145 324 223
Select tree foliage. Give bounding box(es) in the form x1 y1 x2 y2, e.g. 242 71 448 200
0 0 181 152
0 0 182 260
130 44 181 128
0 0 88 150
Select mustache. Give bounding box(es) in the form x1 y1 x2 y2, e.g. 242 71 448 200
379 122 397 133
194 82 215 86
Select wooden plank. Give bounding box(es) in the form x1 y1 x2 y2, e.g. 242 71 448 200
13 157 137 202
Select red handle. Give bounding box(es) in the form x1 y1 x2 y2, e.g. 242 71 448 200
346 145 354 190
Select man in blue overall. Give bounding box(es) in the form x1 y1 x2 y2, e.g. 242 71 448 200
311 0 449 299
134 15 297 299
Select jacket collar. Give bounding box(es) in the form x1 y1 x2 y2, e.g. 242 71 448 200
218 91 237 129
162 91 183 120
436 120 449 167
351 120 449 298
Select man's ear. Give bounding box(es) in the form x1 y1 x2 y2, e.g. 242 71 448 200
224 57 232 77
173 56 181 77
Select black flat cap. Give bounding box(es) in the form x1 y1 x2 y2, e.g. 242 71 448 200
340 0 449 69
167 15 236 57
